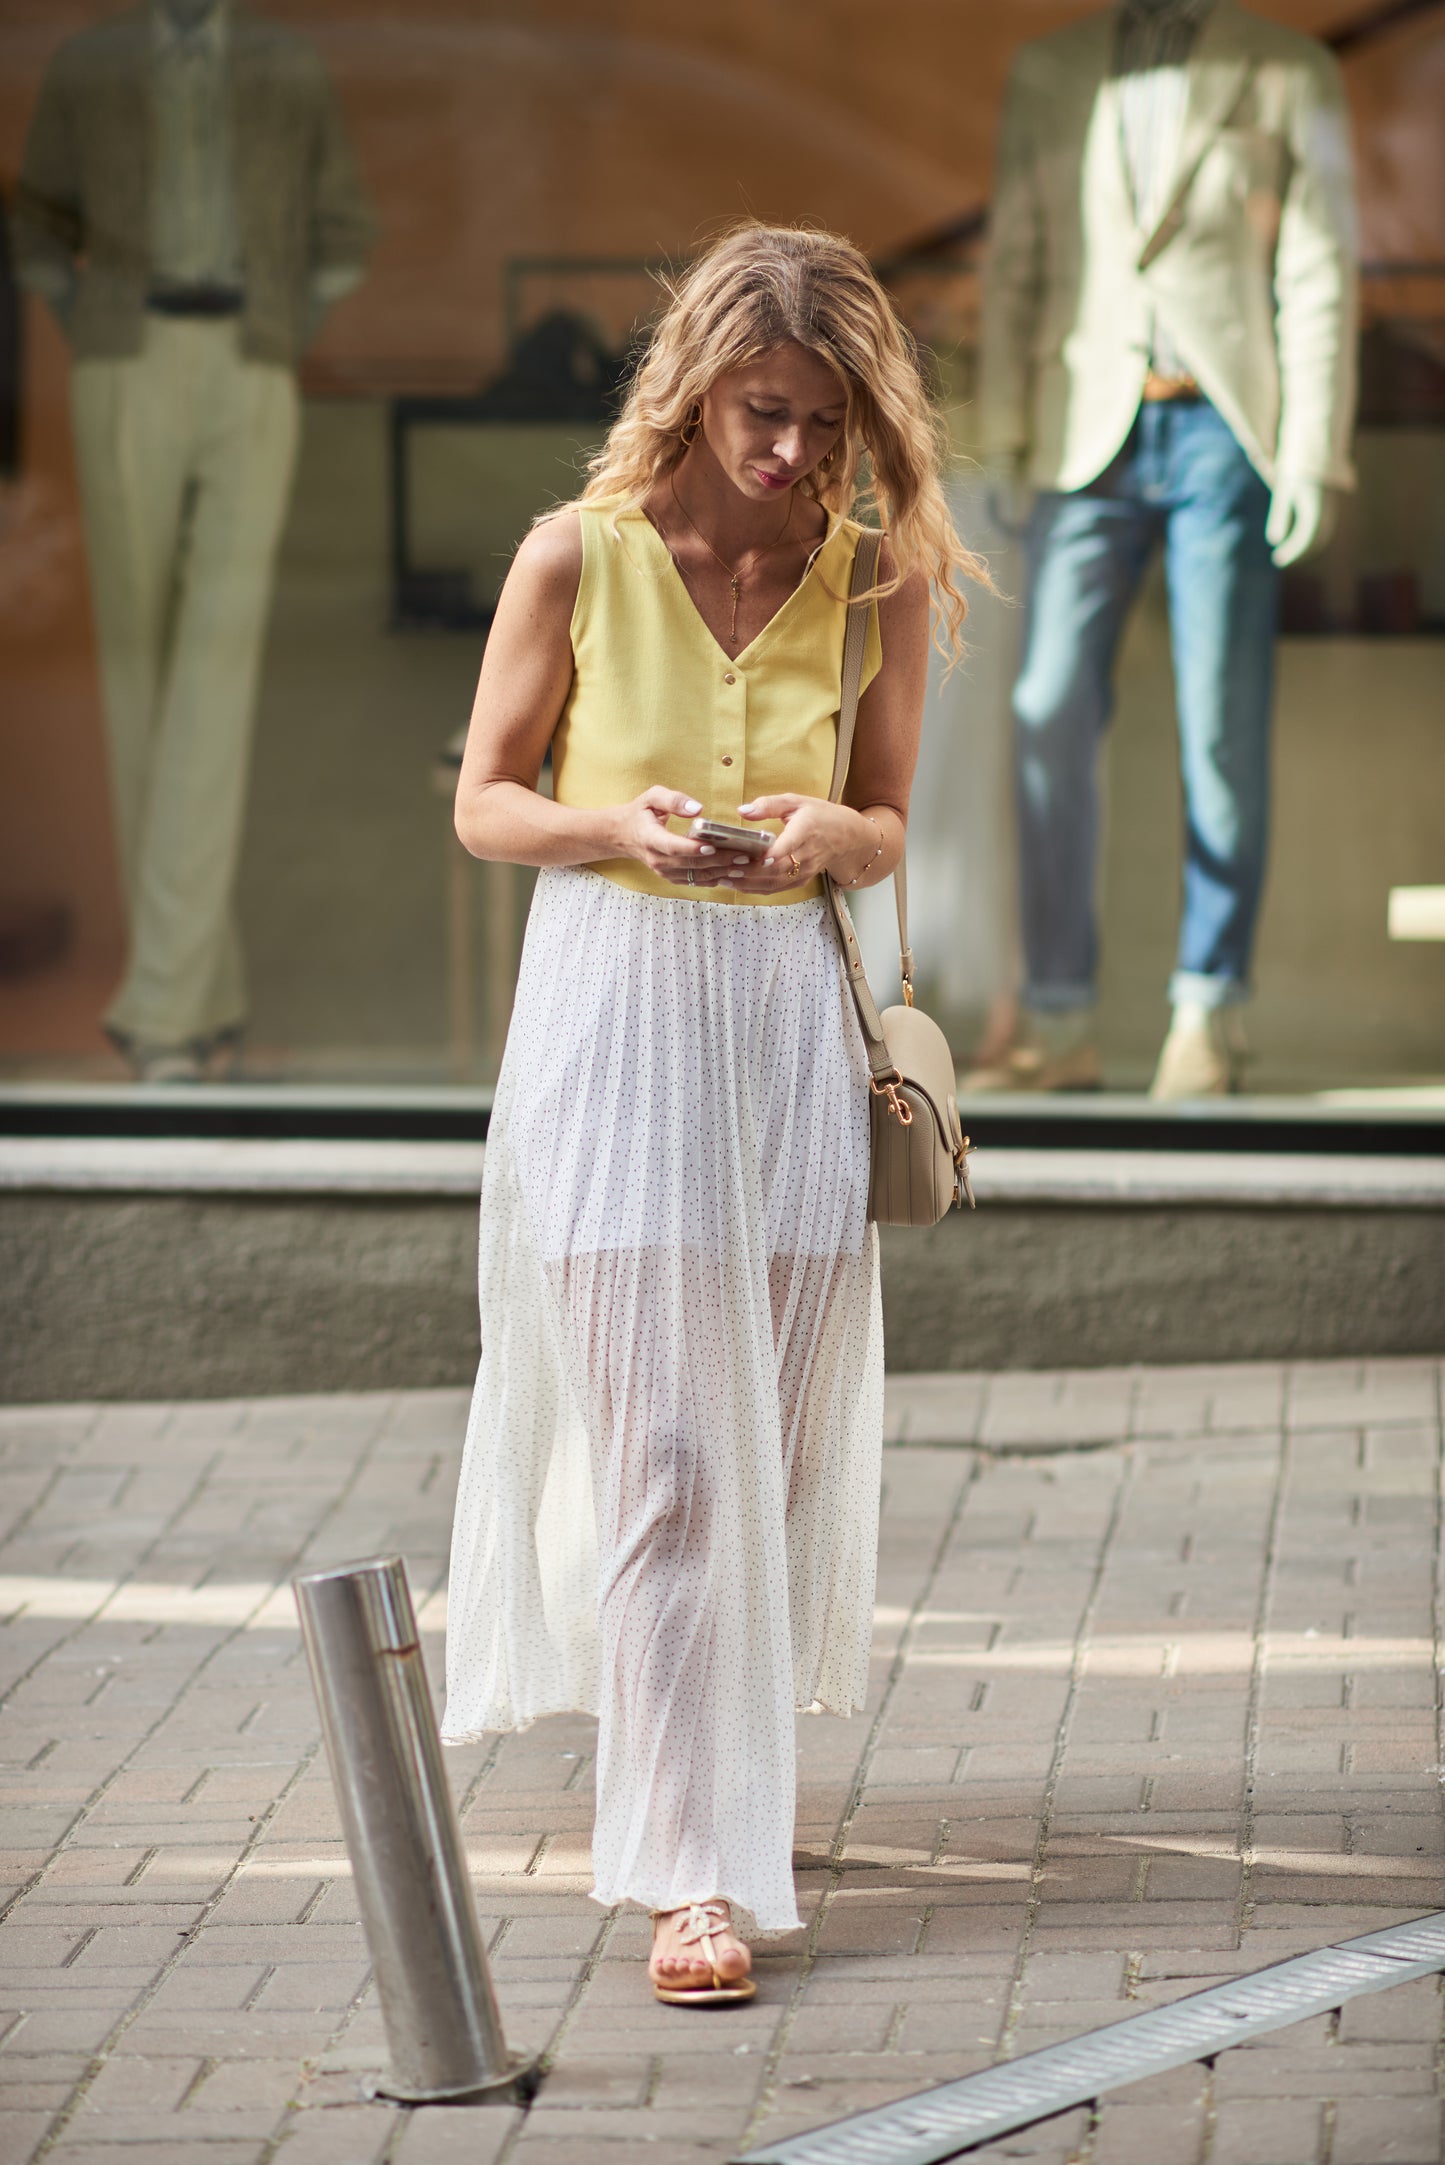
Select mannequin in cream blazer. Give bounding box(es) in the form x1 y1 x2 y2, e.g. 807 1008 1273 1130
975 0 1357 1098
980 0 1357 519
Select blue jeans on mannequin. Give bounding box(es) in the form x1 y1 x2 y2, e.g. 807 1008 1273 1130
1013 398 1279 1018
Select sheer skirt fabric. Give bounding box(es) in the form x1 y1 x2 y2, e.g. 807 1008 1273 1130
442 868 884 1933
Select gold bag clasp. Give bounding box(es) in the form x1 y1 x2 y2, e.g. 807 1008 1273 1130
870 1069 913 1127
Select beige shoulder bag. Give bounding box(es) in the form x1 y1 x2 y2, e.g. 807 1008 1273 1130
825 528 975 1225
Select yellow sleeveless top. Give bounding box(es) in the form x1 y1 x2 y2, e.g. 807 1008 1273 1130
551 504 882 905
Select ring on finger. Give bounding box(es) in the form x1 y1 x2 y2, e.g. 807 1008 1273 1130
788 853 801 878
686 869 695 886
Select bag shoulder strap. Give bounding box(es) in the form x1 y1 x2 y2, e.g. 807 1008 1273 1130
827 526 914 991
823 525 905 1081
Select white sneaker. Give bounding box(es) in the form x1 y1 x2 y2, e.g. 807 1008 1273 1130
132 1043 206 1084
1148 1015 1236 1100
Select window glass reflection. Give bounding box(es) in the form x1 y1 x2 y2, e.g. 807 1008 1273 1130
1 2 1441 1101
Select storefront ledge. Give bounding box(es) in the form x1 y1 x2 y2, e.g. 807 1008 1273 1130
0 1137 487 1196
0 1136 1442 1208
972 1147 1445 1208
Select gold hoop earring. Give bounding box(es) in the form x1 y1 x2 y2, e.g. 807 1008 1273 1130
679 404 701 448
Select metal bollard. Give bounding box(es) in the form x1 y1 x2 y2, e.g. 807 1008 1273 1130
293 1555 539 2105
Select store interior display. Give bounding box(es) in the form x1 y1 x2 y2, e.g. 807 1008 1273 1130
0 0 1440 1099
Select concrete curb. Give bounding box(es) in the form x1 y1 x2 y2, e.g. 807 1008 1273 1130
3 1137 1443 1208
3 1146 1441 1399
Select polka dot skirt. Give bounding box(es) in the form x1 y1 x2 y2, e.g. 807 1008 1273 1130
442 868 885 1934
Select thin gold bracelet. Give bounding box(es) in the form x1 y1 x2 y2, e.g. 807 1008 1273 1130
845 816 884 888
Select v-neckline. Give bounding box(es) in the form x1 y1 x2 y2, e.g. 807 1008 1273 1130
637 504 841 668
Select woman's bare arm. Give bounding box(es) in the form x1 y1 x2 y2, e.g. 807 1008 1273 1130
453 513 713 879
840 552 930 876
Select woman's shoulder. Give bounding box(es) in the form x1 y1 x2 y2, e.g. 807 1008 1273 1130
508 509 586 617
509 501 656 640
526 500 652 572
828 513 897 586
515 507 584 576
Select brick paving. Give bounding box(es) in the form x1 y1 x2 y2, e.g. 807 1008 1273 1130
0 1358 1442 2165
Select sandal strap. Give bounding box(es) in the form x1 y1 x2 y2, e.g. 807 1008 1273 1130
676 1901 730 1947
651 1900 732 1948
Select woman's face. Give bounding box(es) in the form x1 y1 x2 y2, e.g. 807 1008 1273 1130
697 343 849 503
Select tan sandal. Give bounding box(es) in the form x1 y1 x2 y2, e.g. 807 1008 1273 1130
649 1900 756 2005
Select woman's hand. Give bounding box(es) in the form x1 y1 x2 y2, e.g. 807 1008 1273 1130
615 788 739 887
610 789 895 894
719 795 886 895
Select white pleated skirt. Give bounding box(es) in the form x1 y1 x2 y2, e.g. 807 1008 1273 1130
442 867 884 1933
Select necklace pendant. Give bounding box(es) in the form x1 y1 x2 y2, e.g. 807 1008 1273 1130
729 575 740 598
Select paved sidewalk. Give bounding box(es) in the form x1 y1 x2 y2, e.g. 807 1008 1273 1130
0 1359 1441 2165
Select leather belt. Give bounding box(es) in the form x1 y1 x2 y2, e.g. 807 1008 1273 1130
1141 370 1201 403
147 286 245 319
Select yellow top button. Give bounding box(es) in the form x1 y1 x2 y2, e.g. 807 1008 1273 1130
721 755 733 767
723 672 736 685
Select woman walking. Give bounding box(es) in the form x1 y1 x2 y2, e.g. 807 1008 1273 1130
443 224 983 2001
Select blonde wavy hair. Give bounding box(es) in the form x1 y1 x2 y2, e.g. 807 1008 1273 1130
563 222 990 660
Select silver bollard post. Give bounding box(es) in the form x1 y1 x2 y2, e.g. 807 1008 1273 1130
293 1555 538 2105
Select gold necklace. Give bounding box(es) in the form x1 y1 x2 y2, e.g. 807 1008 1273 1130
668 475 796 645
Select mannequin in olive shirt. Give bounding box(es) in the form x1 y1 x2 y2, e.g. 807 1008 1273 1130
15 0 374 1077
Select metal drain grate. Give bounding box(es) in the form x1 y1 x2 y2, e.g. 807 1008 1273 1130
735 1911 1445 2165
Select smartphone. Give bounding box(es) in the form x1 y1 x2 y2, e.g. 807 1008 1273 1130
690 817 771 858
